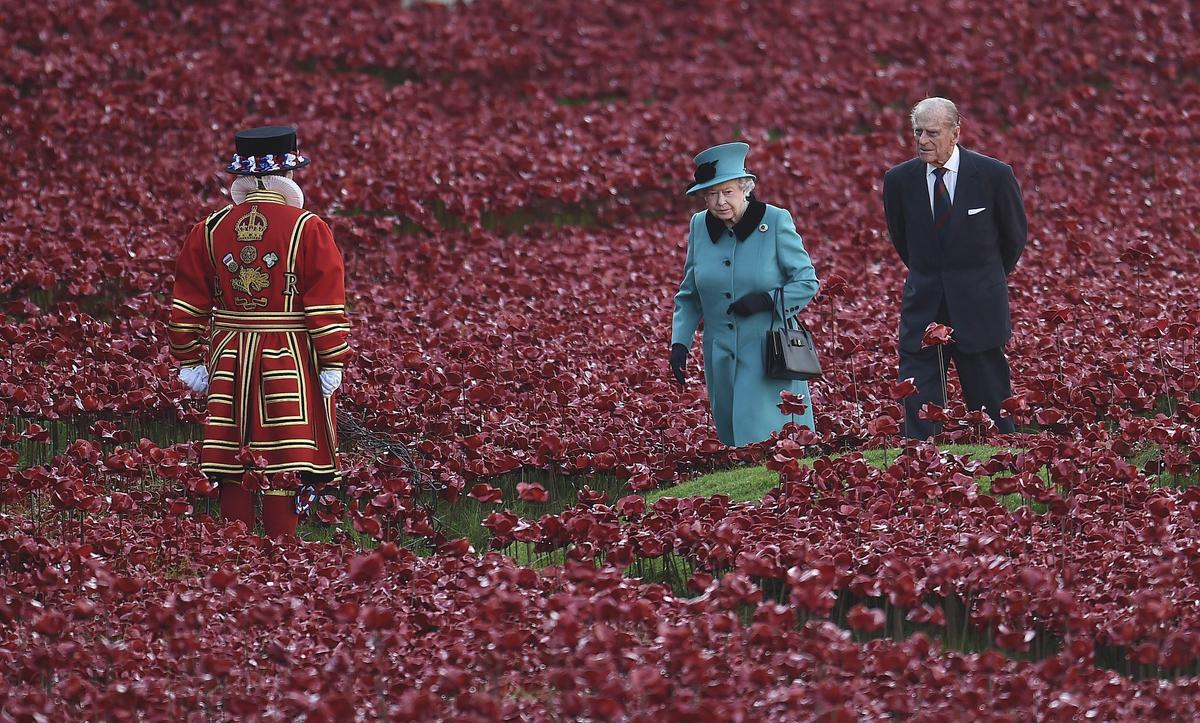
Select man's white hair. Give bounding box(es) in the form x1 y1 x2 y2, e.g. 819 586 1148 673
911 97 960 128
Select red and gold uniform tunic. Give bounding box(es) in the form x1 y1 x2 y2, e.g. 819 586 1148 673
168 188 351 479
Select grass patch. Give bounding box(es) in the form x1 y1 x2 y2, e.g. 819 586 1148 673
555 91 629 107
332 198 605 237
6 412 199 469
648 444 1005 504
298 516 381 550
647 465 779 504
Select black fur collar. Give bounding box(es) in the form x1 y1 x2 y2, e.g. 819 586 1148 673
706 200 767 243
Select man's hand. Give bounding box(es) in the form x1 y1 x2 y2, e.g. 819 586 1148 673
178 365 209 393
320 369 343 398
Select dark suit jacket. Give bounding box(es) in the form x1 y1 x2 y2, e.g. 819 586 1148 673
883 147 1027 354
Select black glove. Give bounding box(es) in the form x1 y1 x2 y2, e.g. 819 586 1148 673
727 291 774 317
669 343 688 385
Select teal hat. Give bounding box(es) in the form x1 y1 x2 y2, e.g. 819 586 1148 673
685 142 755 195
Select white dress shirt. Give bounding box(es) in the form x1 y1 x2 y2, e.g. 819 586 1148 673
926 144 960 215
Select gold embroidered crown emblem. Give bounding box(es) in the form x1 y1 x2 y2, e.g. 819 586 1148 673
234 204 268 242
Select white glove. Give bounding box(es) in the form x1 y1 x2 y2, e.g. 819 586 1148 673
178 365 209 393
319 369 343 398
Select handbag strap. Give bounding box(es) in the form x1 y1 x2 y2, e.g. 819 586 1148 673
770 210 801 332
772 287 802 331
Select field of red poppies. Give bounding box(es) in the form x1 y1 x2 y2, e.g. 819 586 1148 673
3 0 1200 719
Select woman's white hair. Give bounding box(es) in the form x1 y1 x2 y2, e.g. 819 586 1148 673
737 176 756 196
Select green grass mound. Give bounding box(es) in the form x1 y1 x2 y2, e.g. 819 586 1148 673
647 444 1005 504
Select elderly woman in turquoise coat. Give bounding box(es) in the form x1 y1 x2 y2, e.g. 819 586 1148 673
670 142 820 447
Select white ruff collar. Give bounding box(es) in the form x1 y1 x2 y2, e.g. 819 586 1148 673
230 175 304 208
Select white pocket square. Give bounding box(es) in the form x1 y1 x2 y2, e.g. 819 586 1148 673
967 207 986 215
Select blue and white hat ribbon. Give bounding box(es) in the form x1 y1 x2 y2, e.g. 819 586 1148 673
226 152 308 175
294 484 318 516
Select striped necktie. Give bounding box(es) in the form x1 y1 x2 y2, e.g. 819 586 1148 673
932 167 952 233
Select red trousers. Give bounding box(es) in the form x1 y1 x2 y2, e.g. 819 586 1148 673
219 481 298 539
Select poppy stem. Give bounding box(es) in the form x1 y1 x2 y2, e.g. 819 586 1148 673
851 354 860 424
937 346 947 428
1158 342 1174 417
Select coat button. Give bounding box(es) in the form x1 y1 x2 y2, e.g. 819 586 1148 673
726 322 733 329
724 292 731 298
723 259 731 266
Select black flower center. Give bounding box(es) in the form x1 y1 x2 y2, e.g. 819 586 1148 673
694 160 718 184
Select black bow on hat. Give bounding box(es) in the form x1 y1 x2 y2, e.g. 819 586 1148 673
694 160 718 185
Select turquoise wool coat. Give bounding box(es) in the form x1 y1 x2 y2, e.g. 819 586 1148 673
672 201 820 446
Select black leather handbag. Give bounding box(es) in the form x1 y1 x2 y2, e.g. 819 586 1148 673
765 288 823 381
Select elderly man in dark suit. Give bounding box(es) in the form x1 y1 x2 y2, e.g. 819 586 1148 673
882 97 1027 439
